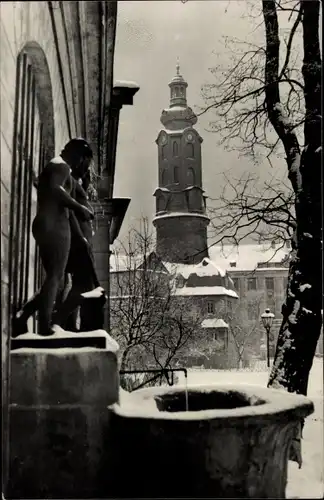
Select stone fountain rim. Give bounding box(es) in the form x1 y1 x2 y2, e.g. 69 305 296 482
113 383 314 421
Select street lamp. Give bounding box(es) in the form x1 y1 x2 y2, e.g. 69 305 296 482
261 308 275 368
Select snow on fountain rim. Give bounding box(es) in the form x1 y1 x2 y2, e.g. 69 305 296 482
115 383 314 421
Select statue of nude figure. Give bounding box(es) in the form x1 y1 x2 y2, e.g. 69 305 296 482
55 174 106 332
12 138 95 337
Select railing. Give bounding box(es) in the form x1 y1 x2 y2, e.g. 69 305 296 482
119 367 188 392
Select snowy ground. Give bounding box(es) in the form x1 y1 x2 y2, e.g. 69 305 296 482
175 357 323 499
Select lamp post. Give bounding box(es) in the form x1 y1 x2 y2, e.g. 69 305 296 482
261 308 275 368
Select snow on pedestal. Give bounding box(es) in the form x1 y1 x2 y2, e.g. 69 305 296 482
11 327 119 351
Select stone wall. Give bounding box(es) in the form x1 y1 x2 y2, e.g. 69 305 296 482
0 1 102 491
154 214 209 264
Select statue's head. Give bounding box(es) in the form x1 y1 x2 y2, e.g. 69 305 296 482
61 138 93 179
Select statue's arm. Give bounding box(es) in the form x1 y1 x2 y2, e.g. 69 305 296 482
48 161 86 214
75 181 94 214
69 210 89 245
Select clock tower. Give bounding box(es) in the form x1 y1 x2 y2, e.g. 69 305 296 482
153 63 210 264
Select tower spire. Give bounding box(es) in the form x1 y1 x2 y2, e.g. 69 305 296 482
176 57 180 76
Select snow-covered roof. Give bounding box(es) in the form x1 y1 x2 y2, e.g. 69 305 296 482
163 257 226 279
209 243 290 272
201 318 229 329
173 286 238 298
110 253 144 272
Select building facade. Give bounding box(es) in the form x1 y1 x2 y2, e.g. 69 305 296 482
210 243 291 356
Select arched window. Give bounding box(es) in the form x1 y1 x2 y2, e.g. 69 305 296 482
161 145 166 160
162 168 167 185
187 167 195 185
157 194 166 212
186 142 194 158
174 166 180 183
8 48 54 333
173 141 178 157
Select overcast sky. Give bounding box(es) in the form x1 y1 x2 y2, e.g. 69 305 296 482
113 0 287 245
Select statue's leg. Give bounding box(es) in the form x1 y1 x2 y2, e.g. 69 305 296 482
52 273 84 329
65 309 79 332
35 230 71 336
88 250 100 288
53 239 100 329
77 244 102 330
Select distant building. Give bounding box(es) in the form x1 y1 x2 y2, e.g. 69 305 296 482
110 65 239 368
209 242 291 356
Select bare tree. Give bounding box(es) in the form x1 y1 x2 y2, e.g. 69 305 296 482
110 219 199 389
208 171 295 247
200 0 322 393
196 0 322 464
199 1 303 250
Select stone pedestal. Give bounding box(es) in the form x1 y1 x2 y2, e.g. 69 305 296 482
108 384 314 499
8 331 119 499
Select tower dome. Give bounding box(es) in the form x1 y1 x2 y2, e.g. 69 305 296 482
160 61 197 131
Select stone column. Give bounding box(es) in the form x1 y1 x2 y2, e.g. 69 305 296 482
92 200 112 329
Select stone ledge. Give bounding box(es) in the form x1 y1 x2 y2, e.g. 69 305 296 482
10 341 119 406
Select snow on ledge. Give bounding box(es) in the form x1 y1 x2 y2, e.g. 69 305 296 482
174 286 238 298
201 318 229 329
12 329 120 353
114 80 140 89
153 212 210 221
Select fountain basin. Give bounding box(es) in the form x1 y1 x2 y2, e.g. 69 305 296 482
107 384 313 498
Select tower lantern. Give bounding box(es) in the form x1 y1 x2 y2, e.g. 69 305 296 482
169 60 188 108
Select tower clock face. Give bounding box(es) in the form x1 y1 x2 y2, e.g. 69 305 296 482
160 135 167 145
186 133 194 142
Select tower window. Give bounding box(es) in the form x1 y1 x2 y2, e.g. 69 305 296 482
174 166 180 183
173 141 178 157
161 168 167 185
207 301 215 314
186 143 194 158
157 194 166 212
187 167 195 185
161 145 166 160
